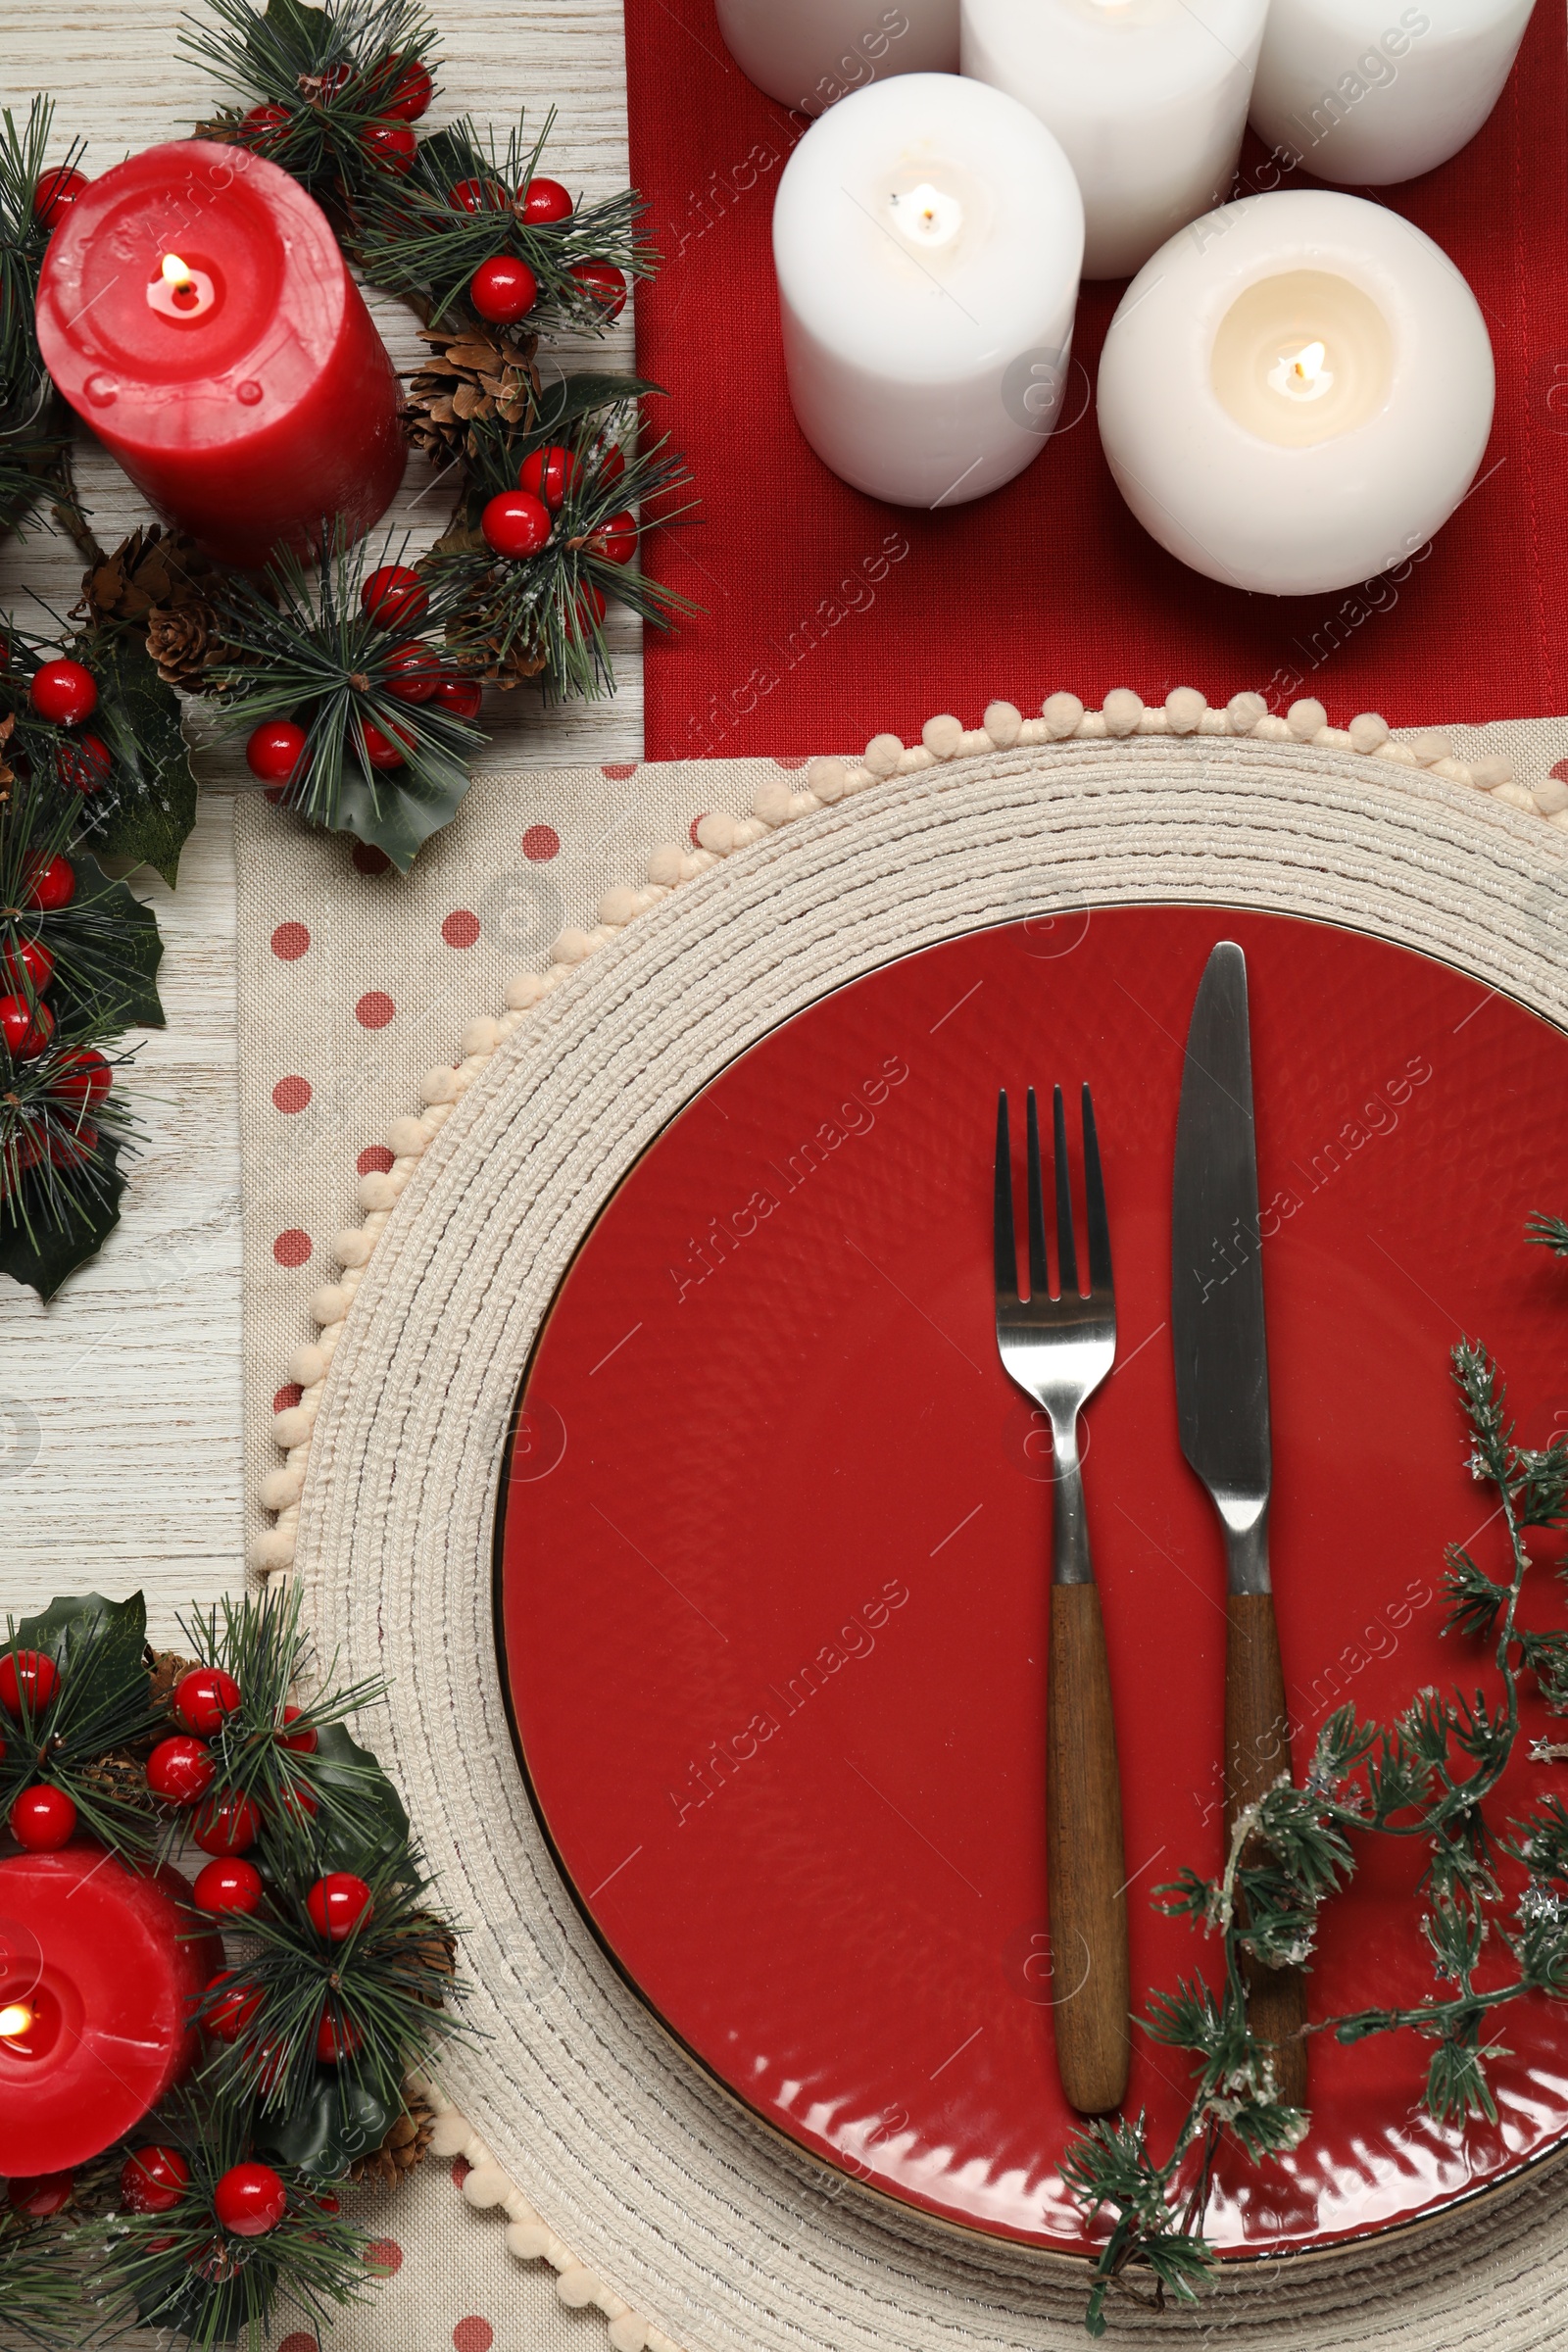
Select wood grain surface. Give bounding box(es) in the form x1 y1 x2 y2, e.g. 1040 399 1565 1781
1047 1580 1131 2115
0 0 639 1637
1225 1588 1310 2109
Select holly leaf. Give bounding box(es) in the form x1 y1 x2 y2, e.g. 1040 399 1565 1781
311 1718 415 1878
12 1589 149 1730
254 2068 398 2179
328 743 473 873
73 632 198 887
256 0 335 66
64 849 166 1027
0 1135 125 1299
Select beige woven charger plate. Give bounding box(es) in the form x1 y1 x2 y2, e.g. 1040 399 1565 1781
291 735 1568 2352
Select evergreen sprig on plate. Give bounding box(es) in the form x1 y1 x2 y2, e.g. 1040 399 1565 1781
1062 1283 1568 2335
206 530 485 868
352 110 650 330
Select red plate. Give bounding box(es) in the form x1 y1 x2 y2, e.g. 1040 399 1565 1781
498 906 1568 2256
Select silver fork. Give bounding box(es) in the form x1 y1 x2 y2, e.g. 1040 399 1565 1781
994 1084 1129 2115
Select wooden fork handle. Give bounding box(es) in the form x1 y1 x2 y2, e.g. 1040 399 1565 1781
1048 1582 1130 2115
1225 1592 1308 2109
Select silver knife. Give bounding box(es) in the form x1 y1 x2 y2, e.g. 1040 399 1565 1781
1171 941 1307 2105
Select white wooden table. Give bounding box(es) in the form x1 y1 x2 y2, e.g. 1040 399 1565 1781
1 0 637 1638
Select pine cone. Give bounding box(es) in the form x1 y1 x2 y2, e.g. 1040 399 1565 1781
145 602 227 693
348 2089 436 2189
82 1746 155 1807
75 525 215 626
403 324 540 461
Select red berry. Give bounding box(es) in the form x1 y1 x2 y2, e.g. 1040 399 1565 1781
0 1649 59 1716
121 2145 190 2215
45 1122 97 1174
307 1872 373 1941
588 510 638 566
519 175 572 224
430 673 483 721
518 445 578 510
381 55 434 121
245 720 307 785
449 176 508 213
383 641 440 703
214 2162 287 2237
276 1703 318 1753
361 565 428 630
594 443 626 488
192 1791 260 1856
358 718 412 770
146 1735 215 1806
23 856 74 913
570 260 627 319
364 119 416 173
318 61 353 100
9 1786 76 1850
7 2172 73 2218
33 168 89 229
469 255 537 324
51 1050 112 1106
29 660 97 726
56 730 112 794
273 1776 318 1821
192 1855 264 1915
174 1667 242 1735
570 584 608 638
204 1971 263 2042
243 103 290 148
315 2009 363 2063
0 995 54 1058
481 490 552 561
3 938 54 996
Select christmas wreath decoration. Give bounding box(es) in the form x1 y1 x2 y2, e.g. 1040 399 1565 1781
0 1583 463 2349
0 0 690 1292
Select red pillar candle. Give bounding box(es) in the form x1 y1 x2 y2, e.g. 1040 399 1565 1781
35 140 405 568
0 1844 220 2174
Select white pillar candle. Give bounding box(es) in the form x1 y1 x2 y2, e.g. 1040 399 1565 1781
1250 0 1534 186
716 0 960 116
960 0 1270 279
772 74 1084 507
1096 190 1494 595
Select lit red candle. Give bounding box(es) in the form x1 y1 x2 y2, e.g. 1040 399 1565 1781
0 1844 220 2174
35 140 405 569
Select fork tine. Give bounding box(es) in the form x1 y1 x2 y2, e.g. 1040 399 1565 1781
1053 1083 1079 1299
1024 1088 1050 1300
1082 1083 1113 1298
994 1090 1018 1299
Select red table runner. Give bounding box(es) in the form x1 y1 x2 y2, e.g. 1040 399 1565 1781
625 1 1568 758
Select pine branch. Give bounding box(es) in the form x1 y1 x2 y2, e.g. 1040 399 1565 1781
1527 1211 1568 1257
0 1594 163 1851
351 111 653 330
206 527 485 868
0 101 82 540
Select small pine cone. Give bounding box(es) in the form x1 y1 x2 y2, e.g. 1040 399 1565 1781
145 600 228 693
403 324 541 462
83 1747 155 1806
74 524 216 627
348 2090 436 2188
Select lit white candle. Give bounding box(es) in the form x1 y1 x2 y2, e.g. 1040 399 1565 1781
772 74 1084 507
1096 190 1494 594
960 0 1270 279
1250 0 1534 185
716 0 959 115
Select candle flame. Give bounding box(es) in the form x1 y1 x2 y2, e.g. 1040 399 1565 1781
1267 336 1335 404
888 180 963 252
0 2001 33 2039
161 252 194 289
1292 340 1327 384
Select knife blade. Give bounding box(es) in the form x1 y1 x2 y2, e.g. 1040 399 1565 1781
1171 941 1307 2107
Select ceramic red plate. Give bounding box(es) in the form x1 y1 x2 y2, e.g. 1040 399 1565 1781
497 906 1568 2257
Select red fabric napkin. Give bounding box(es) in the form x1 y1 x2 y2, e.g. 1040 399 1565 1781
624 0 1568 758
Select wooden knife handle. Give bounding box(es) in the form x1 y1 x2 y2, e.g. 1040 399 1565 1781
1048 1582 1130 2115
1225 1591 1308 2109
